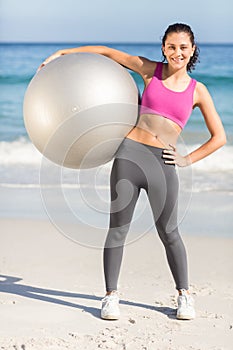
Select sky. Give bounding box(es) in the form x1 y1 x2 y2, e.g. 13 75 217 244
0 0 233 43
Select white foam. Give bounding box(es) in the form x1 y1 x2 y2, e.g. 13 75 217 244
185 144 233 172
0 138 42 165
0 139 232 193
0 139 232 171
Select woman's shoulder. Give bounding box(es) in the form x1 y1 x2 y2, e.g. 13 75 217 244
194 80 212 106
195 81 209 94
139 58 160 80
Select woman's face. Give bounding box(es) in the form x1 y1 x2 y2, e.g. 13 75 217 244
162 32 195 70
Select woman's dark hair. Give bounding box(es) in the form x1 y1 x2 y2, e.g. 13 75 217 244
161 23 200 72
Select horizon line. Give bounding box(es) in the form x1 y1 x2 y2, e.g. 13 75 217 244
1 41 233 45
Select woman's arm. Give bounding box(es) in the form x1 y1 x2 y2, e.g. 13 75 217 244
185 82 227 164
163 82 227 167
38 45 154 80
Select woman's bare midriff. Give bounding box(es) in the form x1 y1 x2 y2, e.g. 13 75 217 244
126 114 182 149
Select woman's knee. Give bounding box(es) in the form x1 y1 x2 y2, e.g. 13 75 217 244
156 220 181 246
104 225 129 248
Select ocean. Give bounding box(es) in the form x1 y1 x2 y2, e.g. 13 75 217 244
0 42 233 194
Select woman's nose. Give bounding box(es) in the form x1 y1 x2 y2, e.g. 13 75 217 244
175 47 182 56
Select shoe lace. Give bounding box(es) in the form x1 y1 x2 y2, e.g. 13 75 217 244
102 294 118 304
179 294 193 308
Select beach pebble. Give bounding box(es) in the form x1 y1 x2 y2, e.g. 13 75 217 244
128 318 136 324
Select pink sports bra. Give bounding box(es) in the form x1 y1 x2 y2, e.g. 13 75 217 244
140 62 197 129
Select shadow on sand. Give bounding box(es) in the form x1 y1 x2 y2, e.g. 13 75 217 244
0 274 176 320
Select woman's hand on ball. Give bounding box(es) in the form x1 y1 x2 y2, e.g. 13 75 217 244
38 50 65 71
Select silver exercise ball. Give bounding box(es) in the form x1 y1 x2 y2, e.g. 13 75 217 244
23 53 138 168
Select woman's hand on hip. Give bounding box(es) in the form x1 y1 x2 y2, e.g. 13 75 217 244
162 144 191 167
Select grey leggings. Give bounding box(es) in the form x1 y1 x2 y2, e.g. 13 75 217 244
104 138 188 291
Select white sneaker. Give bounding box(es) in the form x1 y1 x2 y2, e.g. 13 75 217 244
101 291 120 320
177 289 195 320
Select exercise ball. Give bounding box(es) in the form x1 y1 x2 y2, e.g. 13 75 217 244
23 52 138 168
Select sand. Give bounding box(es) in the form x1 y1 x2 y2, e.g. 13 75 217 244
0 216 233 350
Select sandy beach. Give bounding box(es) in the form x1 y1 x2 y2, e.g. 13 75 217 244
0 189 233 350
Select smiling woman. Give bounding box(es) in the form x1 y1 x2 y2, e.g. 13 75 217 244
38 22 226 322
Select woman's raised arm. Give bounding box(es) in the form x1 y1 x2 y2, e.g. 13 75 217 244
38 45 154 80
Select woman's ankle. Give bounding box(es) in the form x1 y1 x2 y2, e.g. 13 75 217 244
178 289 190 295
106 290 117 296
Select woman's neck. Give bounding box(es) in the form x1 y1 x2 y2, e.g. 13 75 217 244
164 63 189 81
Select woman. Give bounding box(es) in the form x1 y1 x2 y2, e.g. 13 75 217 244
40 23 226 320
